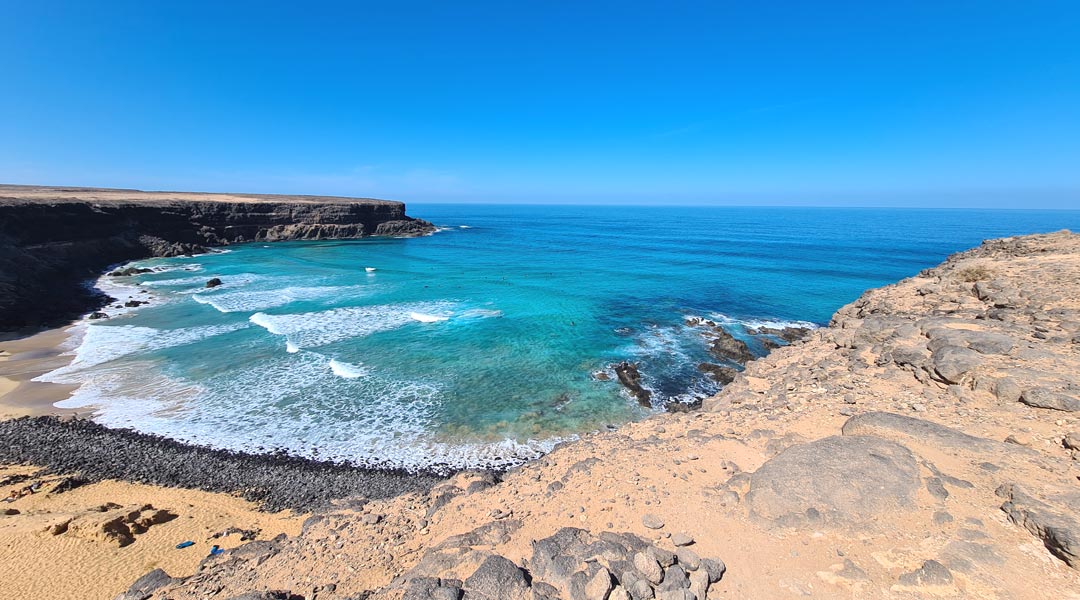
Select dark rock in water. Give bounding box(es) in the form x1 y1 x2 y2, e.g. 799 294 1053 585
685 318 755 364
123 299 147 308
746 435 920 527
108 266 154 277
613 362 652 407
205 277 223 288
706 328 754 364
696 363 738 385
88 311 109 320
753 325 812 345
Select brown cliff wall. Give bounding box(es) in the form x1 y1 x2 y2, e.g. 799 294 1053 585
0 185 435 331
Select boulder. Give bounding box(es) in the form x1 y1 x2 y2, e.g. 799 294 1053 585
205 277 223 288
931 345 982 383
841 411 1031 456
114 568 174 600
996 483 1080 568
463 555 530 600
1019 388 1080 412
746 435 920 527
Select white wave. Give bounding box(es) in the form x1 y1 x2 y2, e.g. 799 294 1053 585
410 312 449 323
36 322 249 384
286 341 300 353
705 312 819 331
249 301 455 349
249 312 285 335
148 263 203 274
90 274 159 319
143 275 212 288
143 271 263 292
47 339 570 472
459 225 471 229
625 324 694 362
329 358 368 378
365 267 377 273
459 308 503 319
192 285 369 313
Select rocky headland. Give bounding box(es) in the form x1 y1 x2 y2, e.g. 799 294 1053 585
0 184 435 331
3 230 1080 600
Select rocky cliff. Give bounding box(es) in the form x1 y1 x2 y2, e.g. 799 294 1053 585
0 185 435 331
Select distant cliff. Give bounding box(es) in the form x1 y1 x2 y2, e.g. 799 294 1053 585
0 185 435 331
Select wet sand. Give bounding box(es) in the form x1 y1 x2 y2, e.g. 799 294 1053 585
0 326 80 418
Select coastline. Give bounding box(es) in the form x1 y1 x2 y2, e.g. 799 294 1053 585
1 231 1079 599
0 184 436 331
0 326 80 419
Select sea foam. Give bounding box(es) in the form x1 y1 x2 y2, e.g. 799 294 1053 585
193 285 369 313
328 358 369 378
36 322 249 384
249 301 455 349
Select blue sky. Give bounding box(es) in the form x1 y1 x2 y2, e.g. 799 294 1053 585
2 1 1079 207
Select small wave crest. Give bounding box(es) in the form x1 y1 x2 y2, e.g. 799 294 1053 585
705 312 819 331
410 312 449 323
194 285 369 313
329 358 368 378
36 322 249 384
249 300 456 349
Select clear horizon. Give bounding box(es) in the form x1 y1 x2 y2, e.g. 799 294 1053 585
3 2 1079 208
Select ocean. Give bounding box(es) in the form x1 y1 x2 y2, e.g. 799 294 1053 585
37 205 1080 472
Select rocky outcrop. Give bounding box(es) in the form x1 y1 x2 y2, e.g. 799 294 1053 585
613 362 652 407
0 185 434 331
746 435 921 528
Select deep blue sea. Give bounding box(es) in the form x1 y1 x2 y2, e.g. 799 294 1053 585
39 205 1080 471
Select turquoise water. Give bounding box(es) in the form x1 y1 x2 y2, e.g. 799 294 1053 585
40 205 1080 471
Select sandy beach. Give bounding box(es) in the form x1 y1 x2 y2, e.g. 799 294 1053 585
0 328 305 600
0 326 80 419
0 464 303 600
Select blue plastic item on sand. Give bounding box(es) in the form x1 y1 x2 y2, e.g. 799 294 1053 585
175 541 195 549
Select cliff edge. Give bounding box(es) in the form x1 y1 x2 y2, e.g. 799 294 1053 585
0 184 435 331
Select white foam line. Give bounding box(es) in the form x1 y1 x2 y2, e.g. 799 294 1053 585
249 301 455 349
704 313 819 330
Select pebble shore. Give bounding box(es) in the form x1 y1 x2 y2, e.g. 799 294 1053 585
0 416 445 512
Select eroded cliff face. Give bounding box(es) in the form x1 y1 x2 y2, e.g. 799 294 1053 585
0 186 434 331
